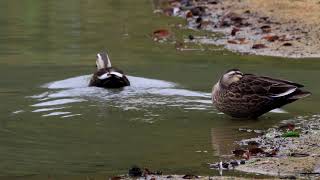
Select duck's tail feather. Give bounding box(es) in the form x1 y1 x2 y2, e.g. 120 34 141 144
288 89 311 100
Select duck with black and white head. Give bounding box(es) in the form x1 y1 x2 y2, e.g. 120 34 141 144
89 52 130 88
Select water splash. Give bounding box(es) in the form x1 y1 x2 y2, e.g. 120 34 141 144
28 75 214 119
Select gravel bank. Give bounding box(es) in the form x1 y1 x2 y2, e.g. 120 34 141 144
155 0 320 58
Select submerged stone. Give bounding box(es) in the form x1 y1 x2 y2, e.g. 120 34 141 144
129 166 143 177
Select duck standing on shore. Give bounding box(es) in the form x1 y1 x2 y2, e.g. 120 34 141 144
212 69 311 118
89 52 130 88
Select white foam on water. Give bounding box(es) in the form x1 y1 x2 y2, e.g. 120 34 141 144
29 75 216 118
32 98 86 107
12 110 25 114
43 75 91 89
28 92 49 98
61 114 82 118
42 112 71 117
32 106 68 112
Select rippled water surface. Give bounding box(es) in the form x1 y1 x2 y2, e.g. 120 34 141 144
0 0 320 179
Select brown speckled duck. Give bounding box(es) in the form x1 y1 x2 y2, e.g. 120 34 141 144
212 69 311 118
89 52 130 88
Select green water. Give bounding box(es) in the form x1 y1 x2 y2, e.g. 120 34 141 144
0 0 319 179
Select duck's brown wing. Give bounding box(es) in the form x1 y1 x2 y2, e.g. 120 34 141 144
256 75 304 88
223 74 309 118
235 74 306 98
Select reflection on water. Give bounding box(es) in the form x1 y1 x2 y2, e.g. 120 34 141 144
26 75 214 121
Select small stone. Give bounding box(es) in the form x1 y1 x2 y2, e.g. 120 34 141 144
196 17 202 23
222 162 229 169
240 160 246 164
230 160 239 167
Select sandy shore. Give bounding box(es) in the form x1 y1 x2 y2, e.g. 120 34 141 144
113 175 277 180
154 0 320 58
233 114 320 179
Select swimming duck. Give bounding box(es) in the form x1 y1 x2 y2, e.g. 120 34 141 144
212 69 311 118
89 52 130 88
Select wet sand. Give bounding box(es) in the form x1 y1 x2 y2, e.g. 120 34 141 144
234 114 320 179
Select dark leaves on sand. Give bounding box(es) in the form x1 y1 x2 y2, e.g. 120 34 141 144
247 141 260 146
186 11 193 18
208 0 219 5
111 176 123 180
290 152 309 157
153 29 171 41
283 42 293 46
231 27 240 36
249 147 265 155
263 35 279 42
190 6 205 16
261 25 272 33
252 44 267 49
233 149 247 157
182 174 199 179
228 40 238 44
279 123 295 131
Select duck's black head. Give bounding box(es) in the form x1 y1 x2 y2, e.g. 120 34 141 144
220 68 243 87
96 52 112 69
